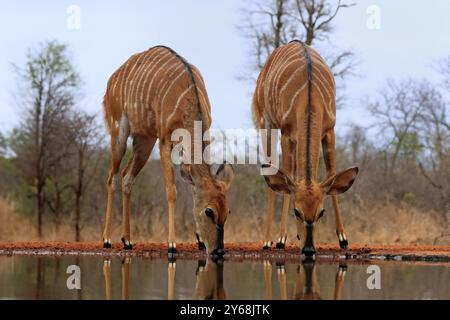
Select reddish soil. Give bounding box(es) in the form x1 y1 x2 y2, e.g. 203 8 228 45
0 242 450 263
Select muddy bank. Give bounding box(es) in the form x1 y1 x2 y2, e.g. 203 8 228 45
1 242 450 263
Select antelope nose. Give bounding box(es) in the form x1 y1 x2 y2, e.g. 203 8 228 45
302 245 316 257
212 247 225 257
302 221 316 257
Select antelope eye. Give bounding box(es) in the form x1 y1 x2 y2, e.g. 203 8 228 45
294 208 303 220
205 208 214 219
318 209 325 219
228 209 231 215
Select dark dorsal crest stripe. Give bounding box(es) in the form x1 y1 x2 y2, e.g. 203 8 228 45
152 45 206 154
152 45 204 126
290 40 313 184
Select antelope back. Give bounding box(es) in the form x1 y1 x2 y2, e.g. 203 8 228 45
252 41 336 133
103 46 212 139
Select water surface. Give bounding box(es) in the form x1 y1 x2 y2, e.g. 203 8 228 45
0 255 449 300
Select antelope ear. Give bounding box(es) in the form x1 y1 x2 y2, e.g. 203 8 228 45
215 162 235 191
180 164 194 185
321 167 359 195
262 164 295 194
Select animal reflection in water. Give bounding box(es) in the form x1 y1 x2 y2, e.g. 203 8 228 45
264 260 347 300
169 258 227 300
102 257 225 300
103 257 131 300
193 258 226 300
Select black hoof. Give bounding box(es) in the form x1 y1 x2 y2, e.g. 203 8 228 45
338 264 348 272
121 238 133 250
336 231 348 249
339 239 348 249
198 242 206 251
197 259 206 271
103 241 112 249
168 257 177 264
276 242 285 250
168 246 177 254
302 246 316 257
263 242 272 250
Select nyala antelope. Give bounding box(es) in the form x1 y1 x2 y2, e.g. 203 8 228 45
194 259 226 300
103 258 130 300
253 40 359 255
263 260 347 300
102 45 234 255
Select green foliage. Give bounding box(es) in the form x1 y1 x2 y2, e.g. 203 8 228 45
403 192 417 206
0 157 33 216
396 132 423 157
22 40 80 91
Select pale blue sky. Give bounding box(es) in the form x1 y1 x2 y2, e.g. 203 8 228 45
1 0 449 135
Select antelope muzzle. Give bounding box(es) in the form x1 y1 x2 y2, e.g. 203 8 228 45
212 225 225 257
302 222 316 257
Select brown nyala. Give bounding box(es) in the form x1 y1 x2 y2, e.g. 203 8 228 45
194 259 226 300
263 261 347 300
252 40 359 256
102 45 234 255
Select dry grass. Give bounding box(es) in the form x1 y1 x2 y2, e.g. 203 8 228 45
0 197 448 245
0 198 36 242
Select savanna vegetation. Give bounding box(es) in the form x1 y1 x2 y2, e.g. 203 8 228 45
0 0 449 245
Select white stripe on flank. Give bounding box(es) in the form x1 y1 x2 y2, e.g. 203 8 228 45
312 73 333 102
311 58 334 85
312 81 328 109
155 63 185 107
278 64 306 98
111 69 122 98
145 55 178 104
270 55 304 101
122 52 149 105
165 84 194 128
282 82 308 123
141 54 176 104
265 47 285 76
128 57 150 105
272 57 305 120
269 45 298 75
309 49 329 67
160 67 187 108
115 66 127 103
313 66 335 91
138 51 172 103
191 67 206 88
130 49 165 104
197 88 211 114
269 49 301 88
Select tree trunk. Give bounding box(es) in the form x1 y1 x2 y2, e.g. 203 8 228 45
37 188 43 239
75 150 84 242
75 192 81 241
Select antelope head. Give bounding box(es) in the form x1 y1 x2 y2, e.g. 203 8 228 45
262 164 359 256
194 258 226 300
180 163 235 256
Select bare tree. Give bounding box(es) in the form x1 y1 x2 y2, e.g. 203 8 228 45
69 111 103 241
368 80 428 175
239 0 356 87
12 40 80 238
0 132 6 158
